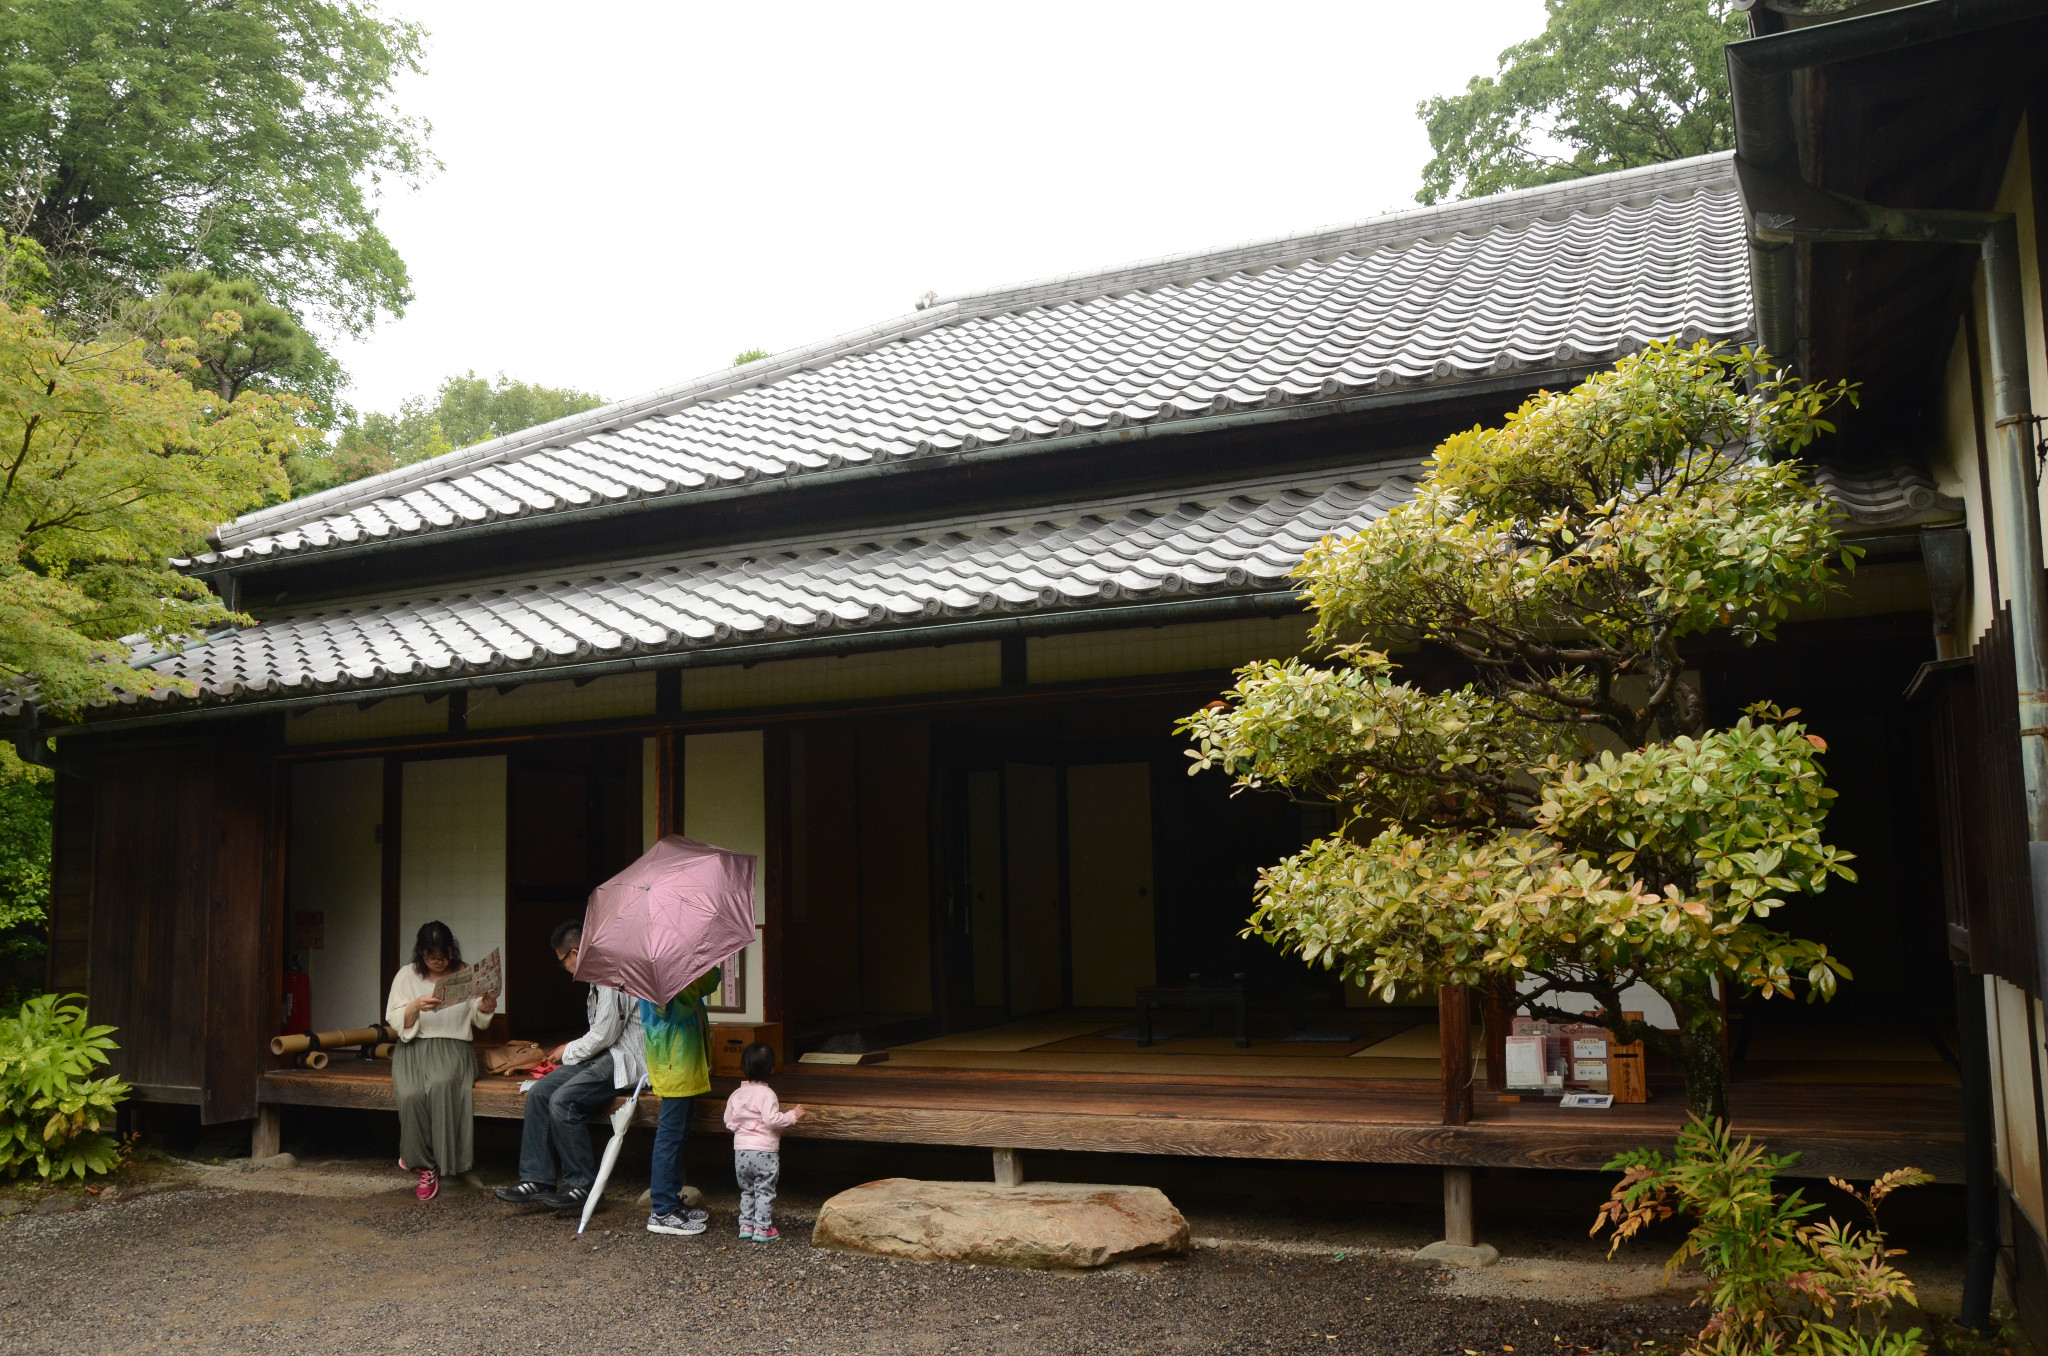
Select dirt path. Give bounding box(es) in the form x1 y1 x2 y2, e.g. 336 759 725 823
0 1167 1702 1356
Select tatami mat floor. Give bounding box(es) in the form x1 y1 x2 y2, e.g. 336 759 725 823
877 1013 1961 1086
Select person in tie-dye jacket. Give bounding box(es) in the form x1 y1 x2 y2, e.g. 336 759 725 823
640 964 722 1236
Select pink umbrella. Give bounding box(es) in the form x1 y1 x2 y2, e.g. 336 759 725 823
574 835 756 1004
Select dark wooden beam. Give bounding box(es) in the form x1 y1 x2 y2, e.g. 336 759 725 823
1439 984 1472 1126
380 756 402 986
763 726 789 1026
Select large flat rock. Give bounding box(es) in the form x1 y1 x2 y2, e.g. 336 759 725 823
811 1178 1190 1269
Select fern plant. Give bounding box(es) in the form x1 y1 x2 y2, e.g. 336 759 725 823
1594 1115 1930 1355
0 993 130 1180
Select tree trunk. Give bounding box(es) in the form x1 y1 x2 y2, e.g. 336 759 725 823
1674 1001 1728 1125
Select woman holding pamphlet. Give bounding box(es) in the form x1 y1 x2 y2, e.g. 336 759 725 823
385 921 498 1201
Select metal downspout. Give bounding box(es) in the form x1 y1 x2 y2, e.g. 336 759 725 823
1984 217 2048 846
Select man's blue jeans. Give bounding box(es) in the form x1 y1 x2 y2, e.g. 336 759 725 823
515 1053 617 1192
649 1095 693 1216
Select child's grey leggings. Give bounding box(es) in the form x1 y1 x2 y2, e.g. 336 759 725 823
736 1149 780 1231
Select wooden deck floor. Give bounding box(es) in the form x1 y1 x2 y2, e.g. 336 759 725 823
258 1057 1963 1181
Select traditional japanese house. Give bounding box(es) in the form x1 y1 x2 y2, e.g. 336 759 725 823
22 132 1979 1246
1721 0 2048 1335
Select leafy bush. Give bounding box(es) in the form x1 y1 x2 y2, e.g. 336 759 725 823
0 994 129 1180
0 771 52 1005
1594 1115 1930 1355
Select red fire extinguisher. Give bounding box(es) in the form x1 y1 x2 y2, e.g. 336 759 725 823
281 969 311 1036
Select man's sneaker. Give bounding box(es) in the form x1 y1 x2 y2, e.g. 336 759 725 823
414 1168 439 1202
648 1211 707 1236
493 1181 549 1204
537 1186 588 1212
751 1225 781 1243
684 1207 710 1225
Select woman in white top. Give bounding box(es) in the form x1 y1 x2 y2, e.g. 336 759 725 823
385 921 496 1201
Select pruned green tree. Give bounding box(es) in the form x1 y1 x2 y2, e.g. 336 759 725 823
1180 341 1859 1121
294 370 608 494
1416 0 1745 205
125 271 345 420
0 0 433 331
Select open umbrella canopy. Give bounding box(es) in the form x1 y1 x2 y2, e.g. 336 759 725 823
574 835 756 1005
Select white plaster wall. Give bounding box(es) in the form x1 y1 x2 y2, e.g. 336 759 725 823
290 758 385 1033
399 756 509 1013
684 730 765 1024
1992 975 2047 1232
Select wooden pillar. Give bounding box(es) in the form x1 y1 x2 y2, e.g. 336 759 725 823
379 756 403 984
251 1104 281 1160
1443 1166 1475 1247
763 727 789 1026
1439 982 1472 1126
993 1147 1024 1187
655 731 678 838
1480 981 1509 1094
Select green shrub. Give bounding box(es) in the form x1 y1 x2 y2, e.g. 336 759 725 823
0 770 52 1006
1594 1115 1930 1355
0 994 129 1180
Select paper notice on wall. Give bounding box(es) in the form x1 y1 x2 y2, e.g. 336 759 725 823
434 948 502 1005
1503 1034 1546 1089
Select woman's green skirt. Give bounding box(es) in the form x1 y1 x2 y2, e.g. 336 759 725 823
392 1036 476 1175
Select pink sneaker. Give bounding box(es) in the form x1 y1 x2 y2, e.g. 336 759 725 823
415 1168 439 1202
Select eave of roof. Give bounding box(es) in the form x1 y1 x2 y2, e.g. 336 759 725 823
53 455 1956 739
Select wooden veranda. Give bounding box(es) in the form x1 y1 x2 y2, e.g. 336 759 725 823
255 1056 1964 1182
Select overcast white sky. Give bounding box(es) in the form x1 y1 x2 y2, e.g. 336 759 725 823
331 0 1549 418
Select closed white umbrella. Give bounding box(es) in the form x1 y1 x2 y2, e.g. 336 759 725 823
578 1075 648 1236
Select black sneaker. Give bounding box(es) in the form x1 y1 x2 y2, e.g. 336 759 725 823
538 1186 589 1211
648 1211 707 1236
493 1181 550 1204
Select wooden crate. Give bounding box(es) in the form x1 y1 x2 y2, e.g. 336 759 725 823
709 1022 785 1079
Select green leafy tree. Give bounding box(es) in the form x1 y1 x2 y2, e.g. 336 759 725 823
0 0 434 331
1180 341 1858 1121
125 271 344 423
1594 1117 1930 1355
1416 0 1745 205
0 286 309 720
294 370 607 494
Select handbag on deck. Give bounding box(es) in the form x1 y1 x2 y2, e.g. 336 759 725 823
478 1040 548 1076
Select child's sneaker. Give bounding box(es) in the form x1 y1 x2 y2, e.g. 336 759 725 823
751 1225 781 1243
739 1224 757 1240
414 1167 439 1202
647 1211 707 1236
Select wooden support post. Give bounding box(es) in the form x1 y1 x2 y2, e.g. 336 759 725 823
1439 982 1472 1126
993 1147 1024 1187
251 1104 281 1160
1443 1166 1475 1248
1480 981 1508 1094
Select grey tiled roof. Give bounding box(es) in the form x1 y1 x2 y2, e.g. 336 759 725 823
189 153 1749 570
129 458 1949 711
141 468 1422 704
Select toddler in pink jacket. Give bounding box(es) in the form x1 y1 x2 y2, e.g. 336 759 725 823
721 1042 805 1241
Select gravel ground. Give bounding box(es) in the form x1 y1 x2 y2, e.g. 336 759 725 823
0 1164 1708 1356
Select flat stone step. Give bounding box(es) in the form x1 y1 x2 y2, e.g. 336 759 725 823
811 1178 1190 1269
